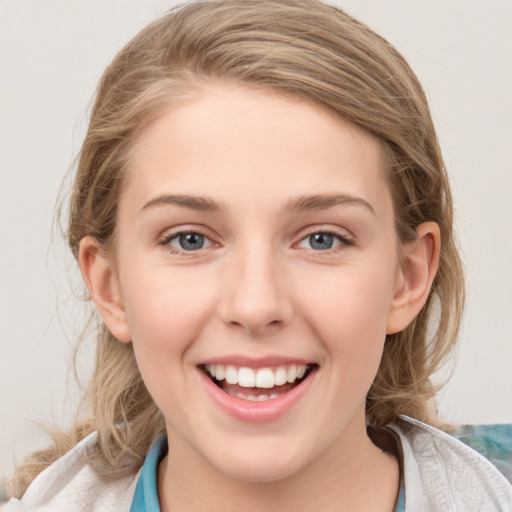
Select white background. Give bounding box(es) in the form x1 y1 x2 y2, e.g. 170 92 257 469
1 0 511 479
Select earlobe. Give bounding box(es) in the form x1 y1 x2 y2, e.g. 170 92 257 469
78 236 132 343
386 222 440 335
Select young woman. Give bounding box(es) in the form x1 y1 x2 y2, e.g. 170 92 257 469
3 1 511 510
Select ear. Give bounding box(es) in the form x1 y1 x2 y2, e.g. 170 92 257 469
79 236 132 343
386 222 440 335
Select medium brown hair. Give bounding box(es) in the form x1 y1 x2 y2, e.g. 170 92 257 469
13 0 464 496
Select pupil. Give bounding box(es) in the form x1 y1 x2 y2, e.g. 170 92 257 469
310 233 333 250
179 233 204 250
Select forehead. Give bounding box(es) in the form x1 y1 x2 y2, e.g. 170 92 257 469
123 85 392 216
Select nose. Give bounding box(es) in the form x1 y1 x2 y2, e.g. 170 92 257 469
218 243 293 335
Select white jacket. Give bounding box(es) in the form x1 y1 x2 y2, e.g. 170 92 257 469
2 416 512 511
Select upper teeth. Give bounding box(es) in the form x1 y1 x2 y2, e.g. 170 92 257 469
204 364 308 388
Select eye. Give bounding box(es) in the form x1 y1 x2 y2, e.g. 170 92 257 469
162 231 214 252
297 231 351 251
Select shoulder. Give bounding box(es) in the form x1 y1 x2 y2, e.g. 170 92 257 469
391 417 512 512
0 432 138 512
454 423 512 483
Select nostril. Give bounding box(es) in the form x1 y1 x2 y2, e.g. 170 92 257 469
225 316 286 334
217 268 293 333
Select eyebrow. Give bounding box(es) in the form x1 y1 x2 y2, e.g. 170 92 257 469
141 194 226 213
285 194 375 215
140 192 375 215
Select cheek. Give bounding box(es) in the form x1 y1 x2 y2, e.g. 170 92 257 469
297 262 398 388
119 265 219 387
300 265 396 343
122 265 211 336
119 269 219 420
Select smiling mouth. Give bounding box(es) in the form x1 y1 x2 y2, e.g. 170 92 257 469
200 363 318 402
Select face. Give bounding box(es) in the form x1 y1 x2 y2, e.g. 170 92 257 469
105 85 406 482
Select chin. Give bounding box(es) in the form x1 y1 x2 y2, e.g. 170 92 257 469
207 442 312 484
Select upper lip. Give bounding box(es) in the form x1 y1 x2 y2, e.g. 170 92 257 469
197 355 316 369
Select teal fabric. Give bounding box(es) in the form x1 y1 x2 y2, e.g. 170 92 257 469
453 424 512 484
394 424 512 511
394 480 406 512
130 425 511 511
130 435 167 512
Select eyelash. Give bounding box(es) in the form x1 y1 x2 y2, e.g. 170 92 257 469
158 228 354 255
296 229 353 252
158 229 215 254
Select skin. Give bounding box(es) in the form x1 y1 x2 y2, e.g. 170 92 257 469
80 84 440 511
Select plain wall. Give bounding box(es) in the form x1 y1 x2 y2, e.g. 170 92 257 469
1 0 511 479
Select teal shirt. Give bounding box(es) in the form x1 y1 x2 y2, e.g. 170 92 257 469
130 425 512 512
130 435 167 512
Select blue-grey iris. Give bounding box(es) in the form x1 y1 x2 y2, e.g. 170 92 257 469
179 233 204 250
309 233 334 250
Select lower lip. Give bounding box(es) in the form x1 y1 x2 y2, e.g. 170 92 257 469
198 369 316 423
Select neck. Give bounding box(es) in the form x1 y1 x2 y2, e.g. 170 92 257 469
158 416 399 512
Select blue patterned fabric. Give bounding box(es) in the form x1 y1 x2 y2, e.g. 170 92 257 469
393 423 512 511
453 424 512 484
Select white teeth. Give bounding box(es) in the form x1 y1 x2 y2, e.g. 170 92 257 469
229 390 281 401
215 364 225 381
274 366 287 386
205 363 310 388
286 366 297 383
225 365 238 385
297 365 306 379
238 367 256 388
255 368 275 388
